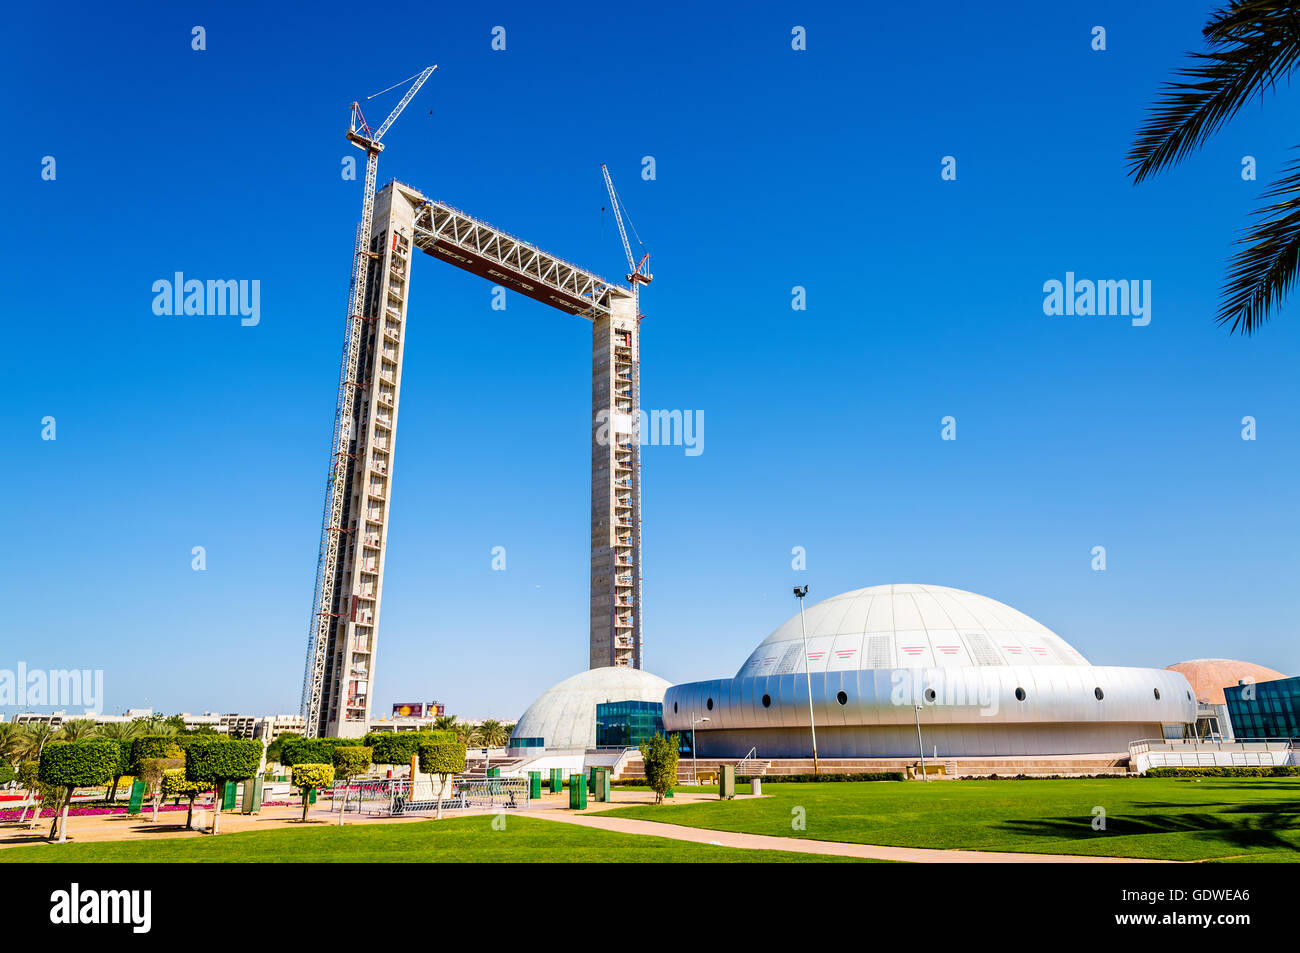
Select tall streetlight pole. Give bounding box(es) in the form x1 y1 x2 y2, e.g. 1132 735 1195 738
794 586 819 776
914 704 928 781
690 713 709 784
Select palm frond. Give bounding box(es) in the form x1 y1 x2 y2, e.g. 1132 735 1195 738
1128 1 1300 183
1219 154 1300 332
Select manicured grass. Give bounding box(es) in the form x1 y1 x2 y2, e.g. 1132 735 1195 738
601 778 1300 862
0 814 867 863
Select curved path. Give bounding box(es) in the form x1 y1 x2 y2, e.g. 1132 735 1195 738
532 808 1175 863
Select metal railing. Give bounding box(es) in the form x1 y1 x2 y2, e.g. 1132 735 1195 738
325 777 531 816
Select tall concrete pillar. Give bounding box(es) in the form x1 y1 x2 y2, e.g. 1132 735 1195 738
591 293 641 669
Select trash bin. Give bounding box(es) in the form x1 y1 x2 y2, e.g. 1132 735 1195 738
528 771 542 799
568 775 588 809
719 764 735 800
593 768 611 802
241 776 264 814
549 768 563 794
750 778 762 796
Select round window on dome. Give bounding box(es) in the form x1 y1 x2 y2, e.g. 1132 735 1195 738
924 688 937 703
1015 687 1026 702
1094 687 1105 701
761 694 771 708
706 698 713 711
1153 688 1161 700
836 691 848 706
673 702 678 714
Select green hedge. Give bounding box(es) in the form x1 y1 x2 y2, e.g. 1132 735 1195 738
185 739 263 785
39 740 121 789
1145 766 1300 778
281 736 367 767
363 730 456 765
0 763 14 786
129 736 183 775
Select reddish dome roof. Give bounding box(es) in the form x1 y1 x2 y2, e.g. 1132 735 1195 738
1165 659 1286 705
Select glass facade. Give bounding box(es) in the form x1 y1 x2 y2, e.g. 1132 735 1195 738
596 700 666 748
508 736 545 749
1223 675 1300 740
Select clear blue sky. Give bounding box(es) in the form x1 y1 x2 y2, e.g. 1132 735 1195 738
3 0 1297 720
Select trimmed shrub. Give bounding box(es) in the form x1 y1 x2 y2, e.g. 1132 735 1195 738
129 736 183 776
363 730 456 765
161 769 211 830
291 763 335 822
38 740 121 842
333 746 373 781
639 732 679 804
1145 766 1300 778
417 739 466 819
185 739 263 834
0 763 14 786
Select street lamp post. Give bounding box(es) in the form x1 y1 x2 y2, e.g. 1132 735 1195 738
794 585 819 776
914 704 928 781
690 713 710 784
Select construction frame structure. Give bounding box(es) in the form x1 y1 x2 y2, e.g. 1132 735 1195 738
302 174 647 737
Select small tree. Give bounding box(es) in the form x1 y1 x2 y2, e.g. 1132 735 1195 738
106 740 132 802
0 763 14 787
185 739 262 835
38 740 120 842
333 745 372 782
161 769 210 830
291 763 334 822
138 757 184 821
639 732 680 804
129 735 183 777
15 761 41 825
417 739 466 819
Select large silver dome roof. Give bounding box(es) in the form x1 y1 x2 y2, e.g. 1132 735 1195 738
737 583 1089 677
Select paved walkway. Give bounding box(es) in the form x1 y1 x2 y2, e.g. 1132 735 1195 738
533 808 1175 863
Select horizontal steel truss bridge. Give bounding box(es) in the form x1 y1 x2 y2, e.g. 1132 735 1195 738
411 196 631 318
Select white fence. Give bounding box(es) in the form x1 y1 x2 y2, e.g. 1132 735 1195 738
1129 738 1296 774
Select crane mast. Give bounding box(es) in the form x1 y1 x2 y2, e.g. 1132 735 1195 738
302 66 436 738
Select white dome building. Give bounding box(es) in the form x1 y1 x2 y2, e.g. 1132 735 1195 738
510 667 672 752
663 584 1195 758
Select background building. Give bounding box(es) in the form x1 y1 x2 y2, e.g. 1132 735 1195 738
664 584 1197 758
1224 675 1300 741
1165 659 1286 740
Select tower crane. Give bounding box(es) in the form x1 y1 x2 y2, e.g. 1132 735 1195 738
601 163 652 296
301 65 437 737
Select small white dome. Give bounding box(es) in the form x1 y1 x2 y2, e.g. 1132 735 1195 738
511 667 672 750
738 583 1089 677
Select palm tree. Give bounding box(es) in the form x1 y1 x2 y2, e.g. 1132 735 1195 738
453 721 480 747
57 719 100 741
478 719 510 748
1129 1 1300 333
13 722 58 763
432 714 458 732
0 722 19 767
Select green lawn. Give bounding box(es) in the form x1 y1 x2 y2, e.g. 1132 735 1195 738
0 814 868 863
601 778 1300 862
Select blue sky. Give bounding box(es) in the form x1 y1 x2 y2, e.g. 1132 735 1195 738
3 0 1297 720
